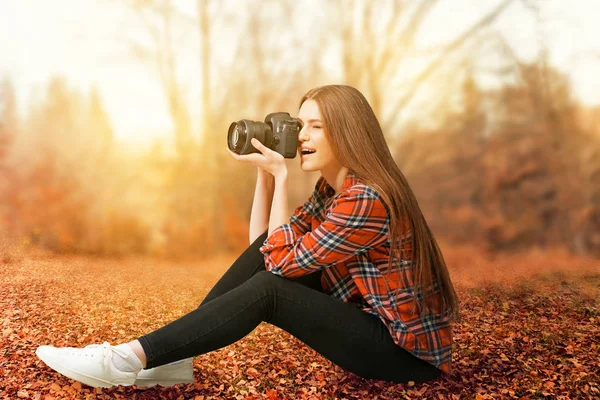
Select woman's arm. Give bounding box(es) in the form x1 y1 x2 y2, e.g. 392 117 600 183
268 169 289 236
260 187 390 278
228 138 289 244
249 168 275 244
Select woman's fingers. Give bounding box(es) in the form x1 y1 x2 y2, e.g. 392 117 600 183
227 148 264 165
227 139 285 176
227 148 243 161
250 138 268 154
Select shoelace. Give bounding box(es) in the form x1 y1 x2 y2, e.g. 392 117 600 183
68 342 130 371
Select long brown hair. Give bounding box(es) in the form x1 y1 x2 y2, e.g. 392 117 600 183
300 85 459 321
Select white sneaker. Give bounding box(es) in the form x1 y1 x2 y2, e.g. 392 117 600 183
35 342 138 388
134 358 194 387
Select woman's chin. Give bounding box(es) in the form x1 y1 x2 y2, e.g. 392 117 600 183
300 162 318 172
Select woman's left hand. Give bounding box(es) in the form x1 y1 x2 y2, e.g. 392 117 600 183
227 138 288 180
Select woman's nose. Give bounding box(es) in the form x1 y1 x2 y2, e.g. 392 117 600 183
298 126 309 141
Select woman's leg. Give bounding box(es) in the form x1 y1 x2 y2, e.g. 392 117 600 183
137 270 442 384
35 233 327 389
199 231 269 305
131 231 322 371
200 231 324 306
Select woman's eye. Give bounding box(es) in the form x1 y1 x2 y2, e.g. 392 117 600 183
313 125 321 129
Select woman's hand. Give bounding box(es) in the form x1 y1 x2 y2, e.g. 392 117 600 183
227 138 288 180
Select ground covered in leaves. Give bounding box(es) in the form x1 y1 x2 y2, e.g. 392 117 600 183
0 246 598 399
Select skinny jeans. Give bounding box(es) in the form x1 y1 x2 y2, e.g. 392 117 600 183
137 231 443 384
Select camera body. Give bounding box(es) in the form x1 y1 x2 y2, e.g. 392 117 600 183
228 112 299 158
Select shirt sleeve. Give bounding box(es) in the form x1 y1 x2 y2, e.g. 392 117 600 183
286 190 318 237
259 187 389 278
266 175 327 243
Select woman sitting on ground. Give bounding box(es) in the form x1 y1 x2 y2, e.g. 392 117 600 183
36 84 459 388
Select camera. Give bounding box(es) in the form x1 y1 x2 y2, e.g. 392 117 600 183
227 112 300 158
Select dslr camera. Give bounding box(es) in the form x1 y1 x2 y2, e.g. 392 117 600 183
227 112 300 158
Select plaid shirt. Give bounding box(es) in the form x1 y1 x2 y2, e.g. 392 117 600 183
259 171 452 373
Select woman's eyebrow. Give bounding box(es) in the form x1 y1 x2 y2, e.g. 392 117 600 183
297 118 321 123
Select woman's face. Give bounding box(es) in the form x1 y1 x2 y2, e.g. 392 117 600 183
296 99 341 173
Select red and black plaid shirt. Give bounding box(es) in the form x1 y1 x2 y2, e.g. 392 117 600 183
259 170 453 373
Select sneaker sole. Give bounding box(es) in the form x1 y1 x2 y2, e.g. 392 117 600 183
36 347 134 388
133 377 195 387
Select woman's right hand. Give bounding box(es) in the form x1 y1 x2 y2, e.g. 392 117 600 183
227 138 288 181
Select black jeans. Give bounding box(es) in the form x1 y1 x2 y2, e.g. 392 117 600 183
137 231 442 384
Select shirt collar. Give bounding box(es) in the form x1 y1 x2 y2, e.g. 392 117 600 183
316 170 360 197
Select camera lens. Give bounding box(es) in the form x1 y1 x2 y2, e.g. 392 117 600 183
232 125 240 146
228 122 247 153
227 119 272 155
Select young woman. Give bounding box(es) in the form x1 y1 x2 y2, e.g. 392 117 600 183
36 84 459 388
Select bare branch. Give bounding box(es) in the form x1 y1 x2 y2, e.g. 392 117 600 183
376 1 439 77
390 0 439 59
387 0 516 129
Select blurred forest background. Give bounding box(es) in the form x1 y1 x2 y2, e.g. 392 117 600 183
1 0 599 260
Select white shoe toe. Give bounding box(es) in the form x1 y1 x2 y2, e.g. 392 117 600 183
36 343 138 388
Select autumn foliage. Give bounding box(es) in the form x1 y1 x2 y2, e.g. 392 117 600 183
395 65 600 257
2 62 600 260
0 243 598 399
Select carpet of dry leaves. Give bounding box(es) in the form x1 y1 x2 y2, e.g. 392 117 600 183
0 243 598 400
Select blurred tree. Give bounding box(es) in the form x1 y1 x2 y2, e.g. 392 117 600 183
397 67 487 243
334 0 516 146
391 0 600 256
20 155 91 252
0 77 18 234
1 77 153 255
125 0 195 158
0 77 18 131
397 60 596 256
81 86 154 256
88 86 114 160
481 59 588 251
576 105 600 256
123 0 318 256
573 131 600 256
125 0 208 256
12 78 91 251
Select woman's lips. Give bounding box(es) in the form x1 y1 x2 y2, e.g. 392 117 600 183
300 149 316 159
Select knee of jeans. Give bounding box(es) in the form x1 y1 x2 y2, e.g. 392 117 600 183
251 270 279 284
249 270 284 296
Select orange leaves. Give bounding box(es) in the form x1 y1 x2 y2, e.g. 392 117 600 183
2 251 599 399
265 388 280 400
48 384 61 392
